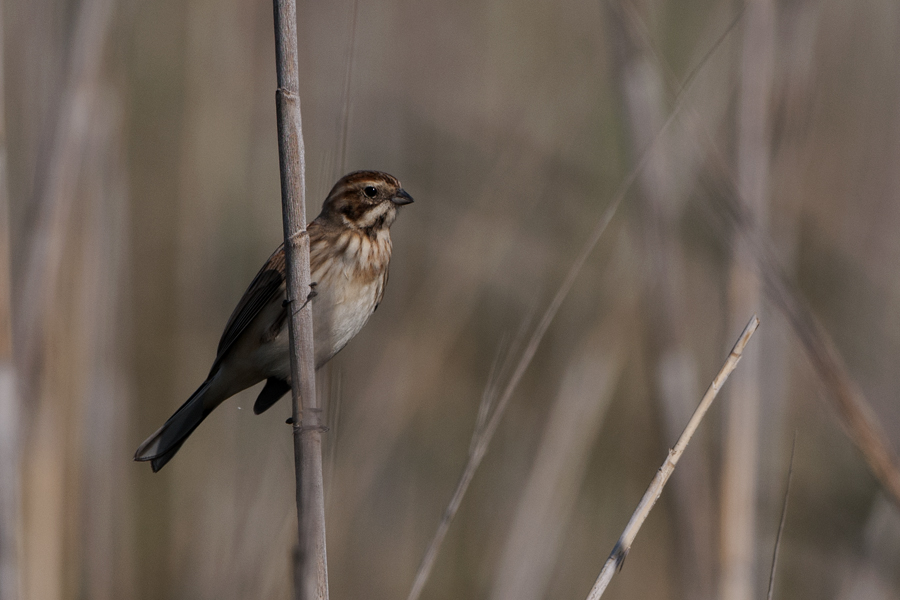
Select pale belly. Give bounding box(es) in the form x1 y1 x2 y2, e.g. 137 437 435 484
251 273 381 380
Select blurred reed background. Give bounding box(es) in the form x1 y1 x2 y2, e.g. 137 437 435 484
4 0 900 599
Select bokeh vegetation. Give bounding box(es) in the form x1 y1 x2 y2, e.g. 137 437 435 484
4 0 900 599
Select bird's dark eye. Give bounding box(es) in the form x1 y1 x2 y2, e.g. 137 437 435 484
363 185 378 198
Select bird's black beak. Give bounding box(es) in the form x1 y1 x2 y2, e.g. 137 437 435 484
391 188 414 206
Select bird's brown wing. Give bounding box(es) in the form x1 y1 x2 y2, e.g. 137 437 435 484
212 244 287 368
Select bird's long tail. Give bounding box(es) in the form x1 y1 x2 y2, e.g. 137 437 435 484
134 379 214 472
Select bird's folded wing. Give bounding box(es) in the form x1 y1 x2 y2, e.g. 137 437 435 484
212 244 287 366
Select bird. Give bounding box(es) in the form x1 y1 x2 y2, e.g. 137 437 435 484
134 170 413 472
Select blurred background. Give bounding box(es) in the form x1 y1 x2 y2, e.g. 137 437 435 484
4 0 900 599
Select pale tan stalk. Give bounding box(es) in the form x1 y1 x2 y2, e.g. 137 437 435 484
721 3 775 600
0 5 18 596
405 177 622 600
608 3 720 596
586 316 759 600
691 95 900 512
406 14 745 599
337 0 360 175
272 2 328 599
489 334 623 600
12 1 117 599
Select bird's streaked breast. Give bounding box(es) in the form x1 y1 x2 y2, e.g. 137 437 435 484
308 228 392 365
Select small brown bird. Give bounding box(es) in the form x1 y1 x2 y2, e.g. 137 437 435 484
135 171 413 471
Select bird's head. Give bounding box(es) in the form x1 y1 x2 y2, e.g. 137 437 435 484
319 171 413 232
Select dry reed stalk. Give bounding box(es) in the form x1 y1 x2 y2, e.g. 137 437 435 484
721 3 775 600
0 7 19 597
70 88 133 600
405 179 623 600
489 335 623 600
586 315 759 600
643 0 900 514
13 0 115 408
620 0 899 588
0 330 17 600
766 433 796 600
8 1 117 599
272 2 328 598
608 3 718 596
694 128 900 511
20 87 129 600
406 14 746 598
336 0 359 175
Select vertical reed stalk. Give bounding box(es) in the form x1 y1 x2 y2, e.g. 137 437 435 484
272 2 328 598
0 7 19 596
722 4 774 599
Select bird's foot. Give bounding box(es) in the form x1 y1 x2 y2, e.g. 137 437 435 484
281 283 318 311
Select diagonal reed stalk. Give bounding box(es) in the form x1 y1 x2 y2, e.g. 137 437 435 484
696 142 900 509
586 315 760 600
767 432 797 600
627 0 900 512
405 174 621 600
404 11 746 600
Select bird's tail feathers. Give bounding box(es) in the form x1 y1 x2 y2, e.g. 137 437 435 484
134 379 214 472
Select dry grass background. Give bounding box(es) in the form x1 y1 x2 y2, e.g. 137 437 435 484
4 0 900 599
